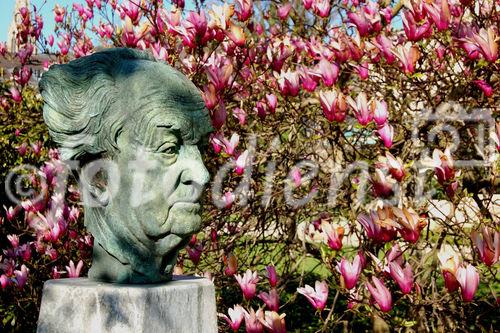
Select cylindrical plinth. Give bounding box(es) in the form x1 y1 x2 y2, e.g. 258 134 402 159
37 276 217 333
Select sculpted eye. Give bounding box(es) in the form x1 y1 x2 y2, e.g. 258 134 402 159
157 143 178 156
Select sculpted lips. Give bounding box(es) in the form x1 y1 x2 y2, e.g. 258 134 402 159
157 201 201 237
171 202 200 213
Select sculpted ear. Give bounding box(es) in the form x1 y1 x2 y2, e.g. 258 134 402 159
80 160 121 208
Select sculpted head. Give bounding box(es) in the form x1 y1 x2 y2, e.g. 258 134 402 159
40 48 212 283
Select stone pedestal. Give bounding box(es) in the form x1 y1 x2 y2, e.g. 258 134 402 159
37 276 217 333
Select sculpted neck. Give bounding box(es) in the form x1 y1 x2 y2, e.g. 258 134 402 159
84 207 171 284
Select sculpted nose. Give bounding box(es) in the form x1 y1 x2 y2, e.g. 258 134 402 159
179 145 210 187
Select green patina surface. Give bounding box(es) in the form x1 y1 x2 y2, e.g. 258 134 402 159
40 48 213 283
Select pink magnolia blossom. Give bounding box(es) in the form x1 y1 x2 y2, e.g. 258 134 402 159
0 274 9 289
258 288 279 311
0 42 5 56
255 101 267 119
277 70 300 97
211 101 227 129
312 0 331 18
177 11 209 48
17 244 31 261
7 235 19 248
265 266 278 287
14 264 29 288
462 27 498 62
290 168 302 187
356 62 369 80
266 94 278 113
73 35 94 58
14 66 32 86
4 206 20 221
372 169 395 198
431 148 457 184
208 3 234 31
303 0 314 10
243 308 264 333
402 11 432 42
52 267 63 279
267 42 293 72
187 242 203 265
299 67 319 92
384 152 405 182
172 0 184 8
381 6 392 23
389 262 413 294
377 123 394 148
366 276 392 312
203 84 218 110
57 39 70 56
235 0 253 21
372 100 388 126
89 0 102 9
297 280 329 311
235 269 260 300
357 208 397 243
42 59 52 72
347 10 370 36
347 92 372 126
206 62 233 92
277 3 292 20
232 107 247 125
235 150 249 175
321 222 344 250
384 243 404 269
226 24 246 47
54 4 65 23
150 42 168 61
221 305 245 332
316 58 339 86
473 80 493 97
65 260 84 278
319 90 348 122
337 254 363 289
442 269 461 292
9 87 22 103
456 264 479 302
120 0 142 25
392 43 420 74
223 191 236 209
73 3 93 22
16 143 30 159
374 34 396 64
259 311 286 333
213 133 239 156
121 18 142 47
31 140 43 156
97 23 114 39
392 207 427 243
16 44 34 64
47 34 54 47
471 227 499 266
318 90 335 117
424 0 451 31
438 245 461 292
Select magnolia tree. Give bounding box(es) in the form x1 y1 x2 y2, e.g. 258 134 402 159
0 0 499 331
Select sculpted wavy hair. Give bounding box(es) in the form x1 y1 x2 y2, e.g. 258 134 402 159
39 48 211 161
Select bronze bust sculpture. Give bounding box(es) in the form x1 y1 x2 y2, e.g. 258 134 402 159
40 48 212 283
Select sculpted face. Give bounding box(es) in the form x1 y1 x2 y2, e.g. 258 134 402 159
40 49 212 283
